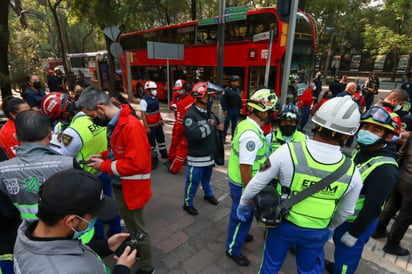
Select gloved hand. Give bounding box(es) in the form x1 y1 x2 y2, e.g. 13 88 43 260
340 231 358 248
328 229 334 241
237 204 254 222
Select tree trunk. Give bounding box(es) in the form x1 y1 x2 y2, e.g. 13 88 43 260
104 35 116 92
191 0 196 20
0 0 12 98
49 0 70 73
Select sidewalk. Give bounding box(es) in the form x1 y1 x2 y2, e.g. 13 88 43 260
103 100 412 273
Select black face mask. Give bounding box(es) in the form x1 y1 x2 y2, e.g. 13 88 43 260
33 81 42 90
280 124 297 137
93 117 110 127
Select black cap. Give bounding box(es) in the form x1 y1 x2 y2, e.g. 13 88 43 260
39 169 118 221
229 75 241 82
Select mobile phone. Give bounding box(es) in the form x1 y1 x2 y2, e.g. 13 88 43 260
115 229 146 258
78 160 90 165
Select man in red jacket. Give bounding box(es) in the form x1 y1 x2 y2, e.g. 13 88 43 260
297 82 315 131
76 86 154 274
166 81 194 174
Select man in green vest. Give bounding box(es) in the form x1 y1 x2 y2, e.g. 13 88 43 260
237 96 363 273
266 103 306 155
328 106 401 274
225 89 278 267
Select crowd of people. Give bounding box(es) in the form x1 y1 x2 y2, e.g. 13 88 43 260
1 70 412 274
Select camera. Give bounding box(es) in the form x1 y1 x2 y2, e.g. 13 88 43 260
115 229 146 258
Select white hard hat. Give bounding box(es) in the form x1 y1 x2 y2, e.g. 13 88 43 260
312 96 360 135
144 81 157 90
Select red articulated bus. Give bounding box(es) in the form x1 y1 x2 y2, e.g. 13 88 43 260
118 7 317 113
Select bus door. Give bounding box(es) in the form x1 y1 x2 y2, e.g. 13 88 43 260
248 66 277 95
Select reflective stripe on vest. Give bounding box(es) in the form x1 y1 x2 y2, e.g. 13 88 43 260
0 254 13 261
346 153 398 222
13 202 38 220
285 142 355 229
228 119 267 186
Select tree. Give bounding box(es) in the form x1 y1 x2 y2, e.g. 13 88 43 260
0 0 12 98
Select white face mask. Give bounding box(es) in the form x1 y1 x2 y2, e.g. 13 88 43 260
151 90 157 97
177 89 184 95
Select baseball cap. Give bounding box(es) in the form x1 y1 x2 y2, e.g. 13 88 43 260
39 169 118 221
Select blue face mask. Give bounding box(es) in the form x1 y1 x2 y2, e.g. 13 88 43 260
71 215 97 239
356 129 380 145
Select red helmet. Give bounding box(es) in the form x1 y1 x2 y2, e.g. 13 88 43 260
173 79 186 90
191 82 222 98
41 92 70 120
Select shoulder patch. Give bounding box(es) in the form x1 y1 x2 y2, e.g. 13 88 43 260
246 141 256 151
259 158 272 172
185 118 193 127
62 134 73 147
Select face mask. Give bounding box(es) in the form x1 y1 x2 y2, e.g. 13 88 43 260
151 90 157 97
393 104 402 112
33 81 42 90
177 89 184 95
92 111 110 127
280 124 297 137
356 129 380 145
71 215 96 239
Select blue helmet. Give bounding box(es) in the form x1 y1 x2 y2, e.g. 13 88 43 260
277 104 301 121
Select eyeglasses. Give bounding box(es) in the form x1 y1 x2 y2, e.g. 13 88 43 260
361 106 392 124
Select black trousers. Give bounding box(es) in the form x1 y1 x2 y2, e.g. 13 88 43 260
376 179 412 245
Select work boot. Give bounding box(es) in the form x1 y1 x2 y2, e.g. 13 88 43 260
203 195 219 205
383 243 410 256
226 251 250 267
183 205 198 216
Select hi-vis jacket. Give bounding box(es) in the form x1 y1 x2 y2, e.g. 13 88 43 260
0 143 74 220
99 105 152 210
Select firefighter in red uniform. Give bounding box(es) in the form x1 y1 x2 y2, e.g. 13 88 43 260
166 82 195 174
170 79 186 119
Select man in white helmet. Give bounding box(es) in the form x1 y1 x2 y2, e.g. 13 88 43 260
237 96 363 273
140 81 168 169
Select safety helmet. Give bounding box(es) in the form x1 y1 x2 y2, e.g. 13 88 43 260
192 82 223 98
277 104 301 121
229 75 241 82
247 89 278 112
41 92 70 120
360 106 401 135
173 79 185 90
312 96 360 135
144 81 157 90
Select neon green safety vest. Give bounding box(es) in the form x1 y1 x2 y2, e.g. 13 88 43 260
346 151 398 223
67 113 107 174
269 129 306 154
285 142 356 229
228 119 267 186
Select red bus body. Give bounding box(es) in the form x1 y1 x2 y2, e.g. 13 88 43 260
119 7 317 113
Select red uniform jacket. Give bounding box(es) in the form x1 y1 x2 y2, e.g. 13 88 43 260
100 105 152 210
0 119 19 159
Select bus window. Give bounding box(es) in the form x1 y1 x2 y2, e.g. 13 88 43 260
226 20 248 41
222 67 245 88
197 24 218 44
176 26 195 44
248 13 278 38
